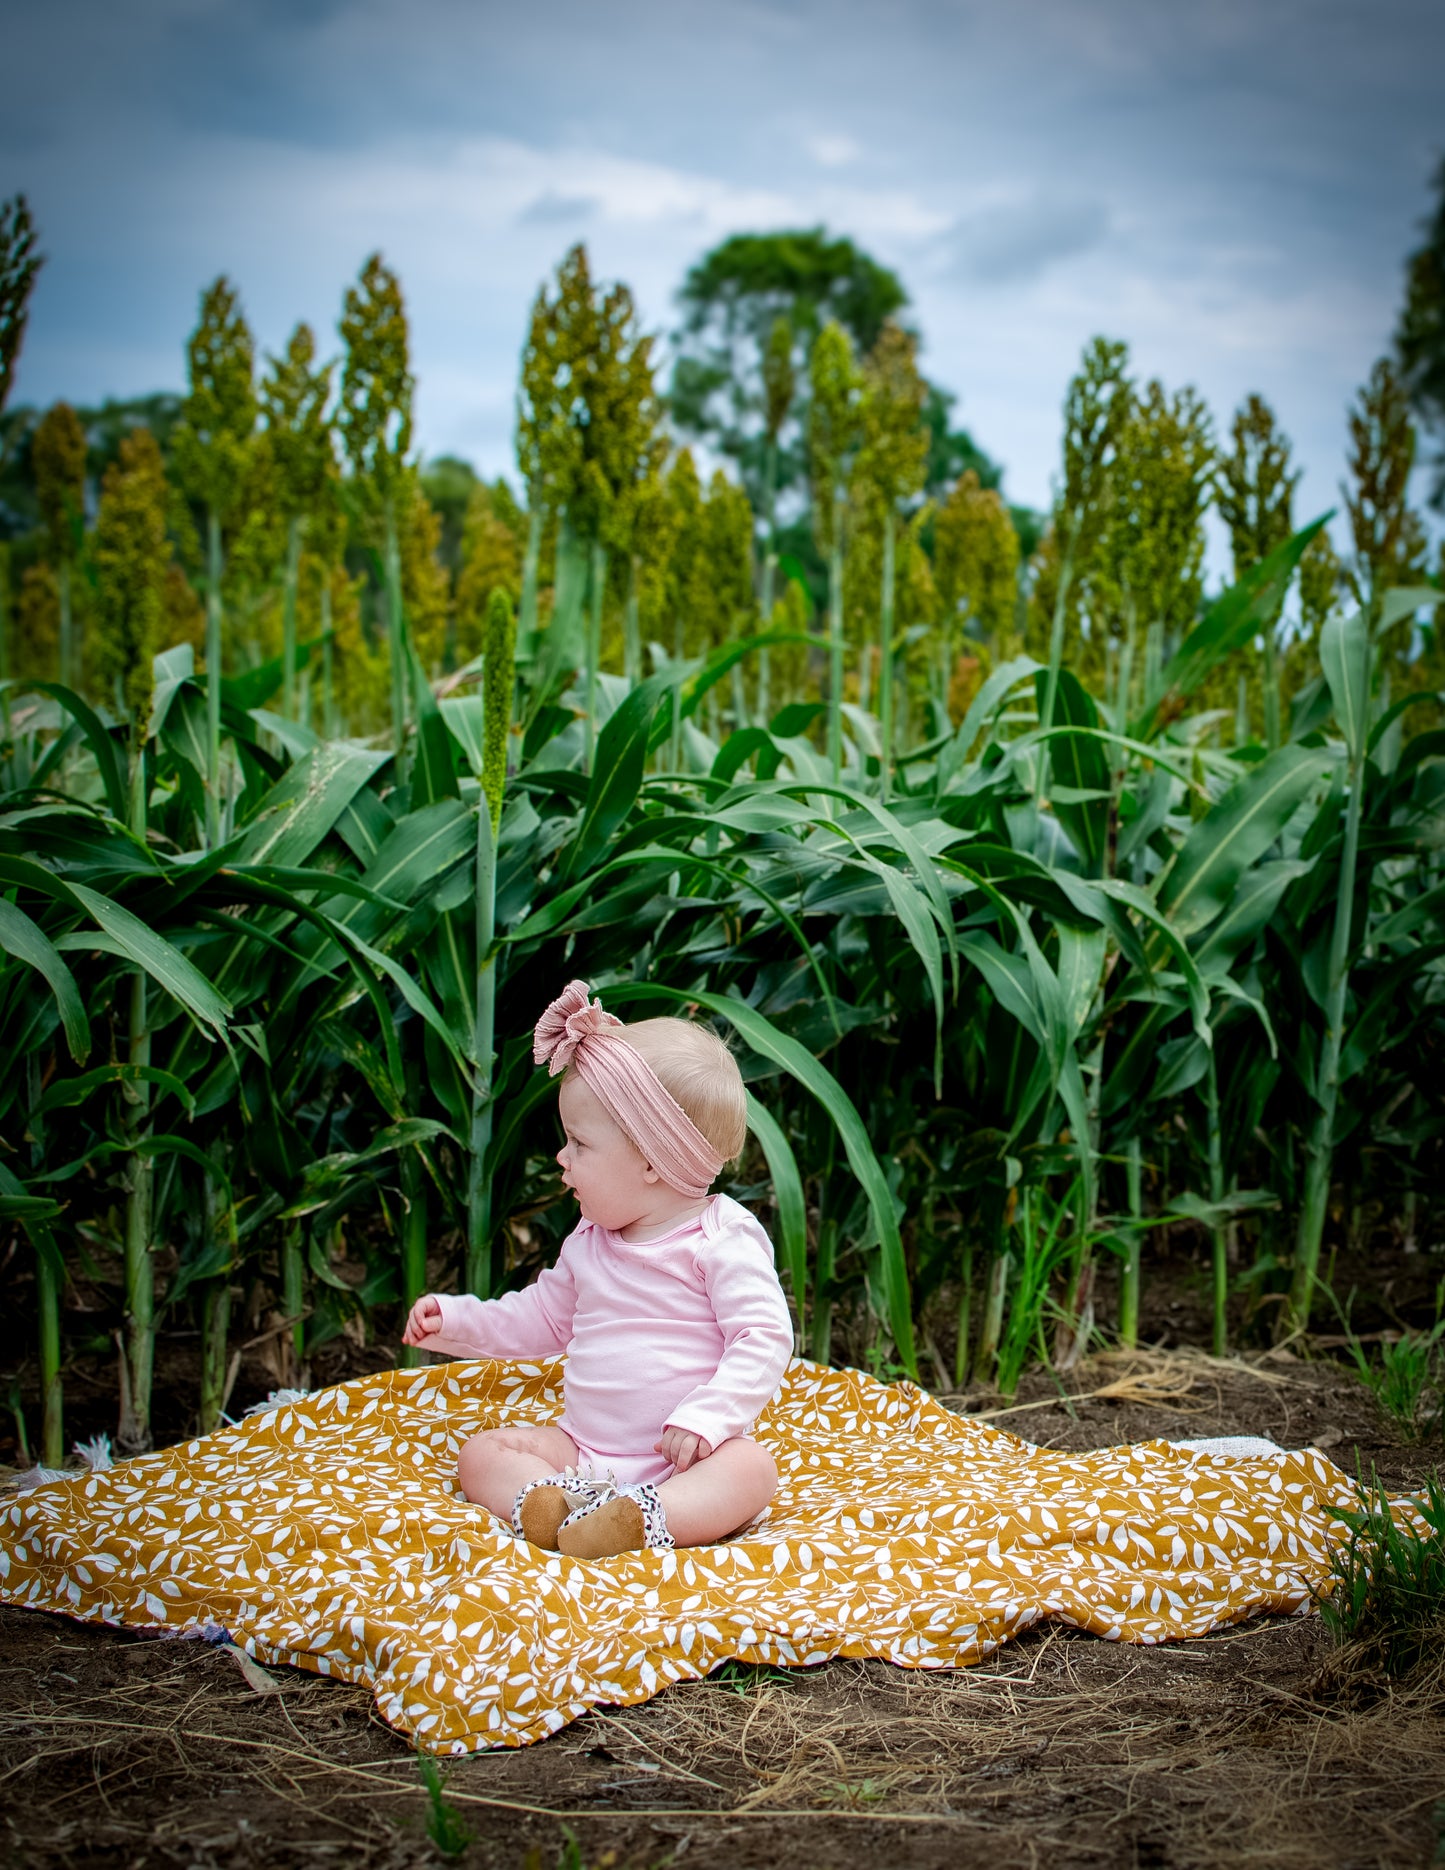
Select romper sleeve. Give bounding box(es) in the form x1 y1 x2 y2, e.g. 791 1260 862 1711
661 1223 794 1449
425 1239 579 1361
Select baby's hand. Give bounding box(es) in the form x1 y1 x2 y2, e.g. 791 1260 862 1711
655 1425 712 1474
402 1295 443 1348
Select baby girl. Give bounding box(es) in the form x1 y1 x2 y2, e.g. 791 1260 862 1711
403 980 794 1559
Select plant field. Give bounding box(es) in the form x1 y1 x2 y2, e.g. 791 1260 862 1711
1 203 1443 1478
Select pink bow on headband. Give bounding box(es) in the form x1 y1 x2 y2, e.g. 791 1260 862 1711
532 980 725 1200
533 980 623 1077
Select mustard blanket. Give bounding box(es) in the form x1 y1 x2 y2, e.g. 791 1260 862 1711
0 1358 1359 1753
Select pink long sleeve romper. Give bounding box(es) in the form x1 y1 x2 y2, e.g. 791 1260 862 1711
427 1193 795 1486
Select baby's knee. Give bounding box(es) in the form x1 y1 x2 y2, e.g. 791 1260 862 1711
732 1437 778 1500
456 1430 501 1502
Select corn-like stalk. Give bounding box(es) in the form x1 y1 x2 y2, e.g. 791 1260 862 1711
973 1247 1008 1387
320 577 337 738
1284 599 1378 1336
1118 1136 1143 1348
384 505 408 775
877 509 896 801
204 508 223 846
281 1221 304 1381
466 590 516 1298
953 1239 974 1392
117 755 155 1454
1203 1040 1229 1355
400 1151 428 1366
584 540 606 771
280 515 301 719
827 533 845 781
198 1179 235 1434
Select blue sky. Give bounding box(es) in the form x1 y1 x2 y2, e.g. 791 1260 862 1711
5 0 1441 530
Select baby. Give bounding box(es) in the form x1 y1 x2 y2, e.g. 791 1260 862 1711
403 980 794 1559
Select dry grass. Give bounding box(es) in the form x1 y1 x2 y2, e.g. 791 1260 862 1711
3 1347 1442 1868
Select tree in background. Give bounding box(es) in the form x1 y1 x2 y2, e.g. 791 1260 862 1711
32 402 87 689
755 315 796 715
0 196 42 704
853 321 930 794
338 253 415 763
173 278 257 843
1397 156 1445 510
260 324 335 719
934 468 1021 718
671 229 906 512
0 195 41 421
808 320 864 776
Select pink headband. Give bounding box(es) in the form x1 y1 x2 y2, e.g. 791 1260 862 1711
533 980 726 1199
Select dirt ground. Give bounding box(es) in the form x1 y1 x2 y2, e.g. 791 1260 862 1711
2 1345 1441 1870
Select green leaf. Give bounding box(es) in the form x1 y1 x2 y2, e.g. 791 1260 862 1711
607 981 917 1379
409 644 460 808
1038 668 1110 875
563 671 679 881
743 1092 807 1329
52 881 232 1037
1134 518 1327 738
34 1063 195 1118
19 682 128 820
1319 606 1371 763
232 741 392 869
0 896 91 1063
1158 745 1330 939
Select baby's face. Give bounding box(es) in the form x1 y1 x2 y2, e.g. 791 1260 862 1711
556 1075 655 1233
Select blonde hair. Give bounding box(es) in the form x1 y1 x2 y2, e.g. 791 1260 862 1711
615 1017 748 1166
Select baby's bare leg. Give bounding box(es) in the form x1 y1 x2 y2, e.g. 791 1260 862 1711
656 1437 777 1545
456 1423 580 1518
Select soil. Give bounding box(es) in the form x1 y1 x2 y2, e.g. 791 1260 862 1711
2 1347 1442 1870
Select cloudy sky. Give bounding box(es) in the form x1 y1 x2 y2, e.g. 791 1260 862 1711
5 0 1441 528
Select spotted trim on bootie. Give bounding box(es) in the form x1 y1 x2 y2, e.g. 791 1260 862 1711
556 1481 673 1558
510 1467 613 1548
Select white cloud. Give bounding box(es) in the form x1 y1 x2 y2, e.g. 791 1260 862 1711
806 133 862 169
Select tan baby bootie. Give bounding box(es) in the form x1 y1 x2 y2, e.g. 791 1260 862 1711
511 1470 609 1549
557 1482 673 1559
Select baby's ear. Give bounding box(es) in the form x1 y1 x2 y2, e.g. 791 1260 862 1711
641 1162 662 1185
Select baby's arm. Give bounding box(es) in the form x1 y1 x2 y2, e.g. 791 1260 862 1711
661 1229 794 1454
406 1248 580 1361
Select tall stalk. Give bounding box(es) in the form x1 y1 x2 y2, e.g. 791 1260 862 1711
584 539 606 772
827 527 845 782
281 1221 305 1381
1040 547 1075 734
400 1151 428 1367
384 505 408 775
623 559 641 686
280 515 302 719
1262 622 1281 750
117 751 155 1453
320 577 336 737
57 560 74 692
1203 1040 1229 1355
204 508 223 846
877 509 896 801
25 1056 62 1466
197 1178 235 1434
1118 1135 1142 1348
1284 683 1370 1334
467 806 497 1300
466 590 516 1298
757 438 777 722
